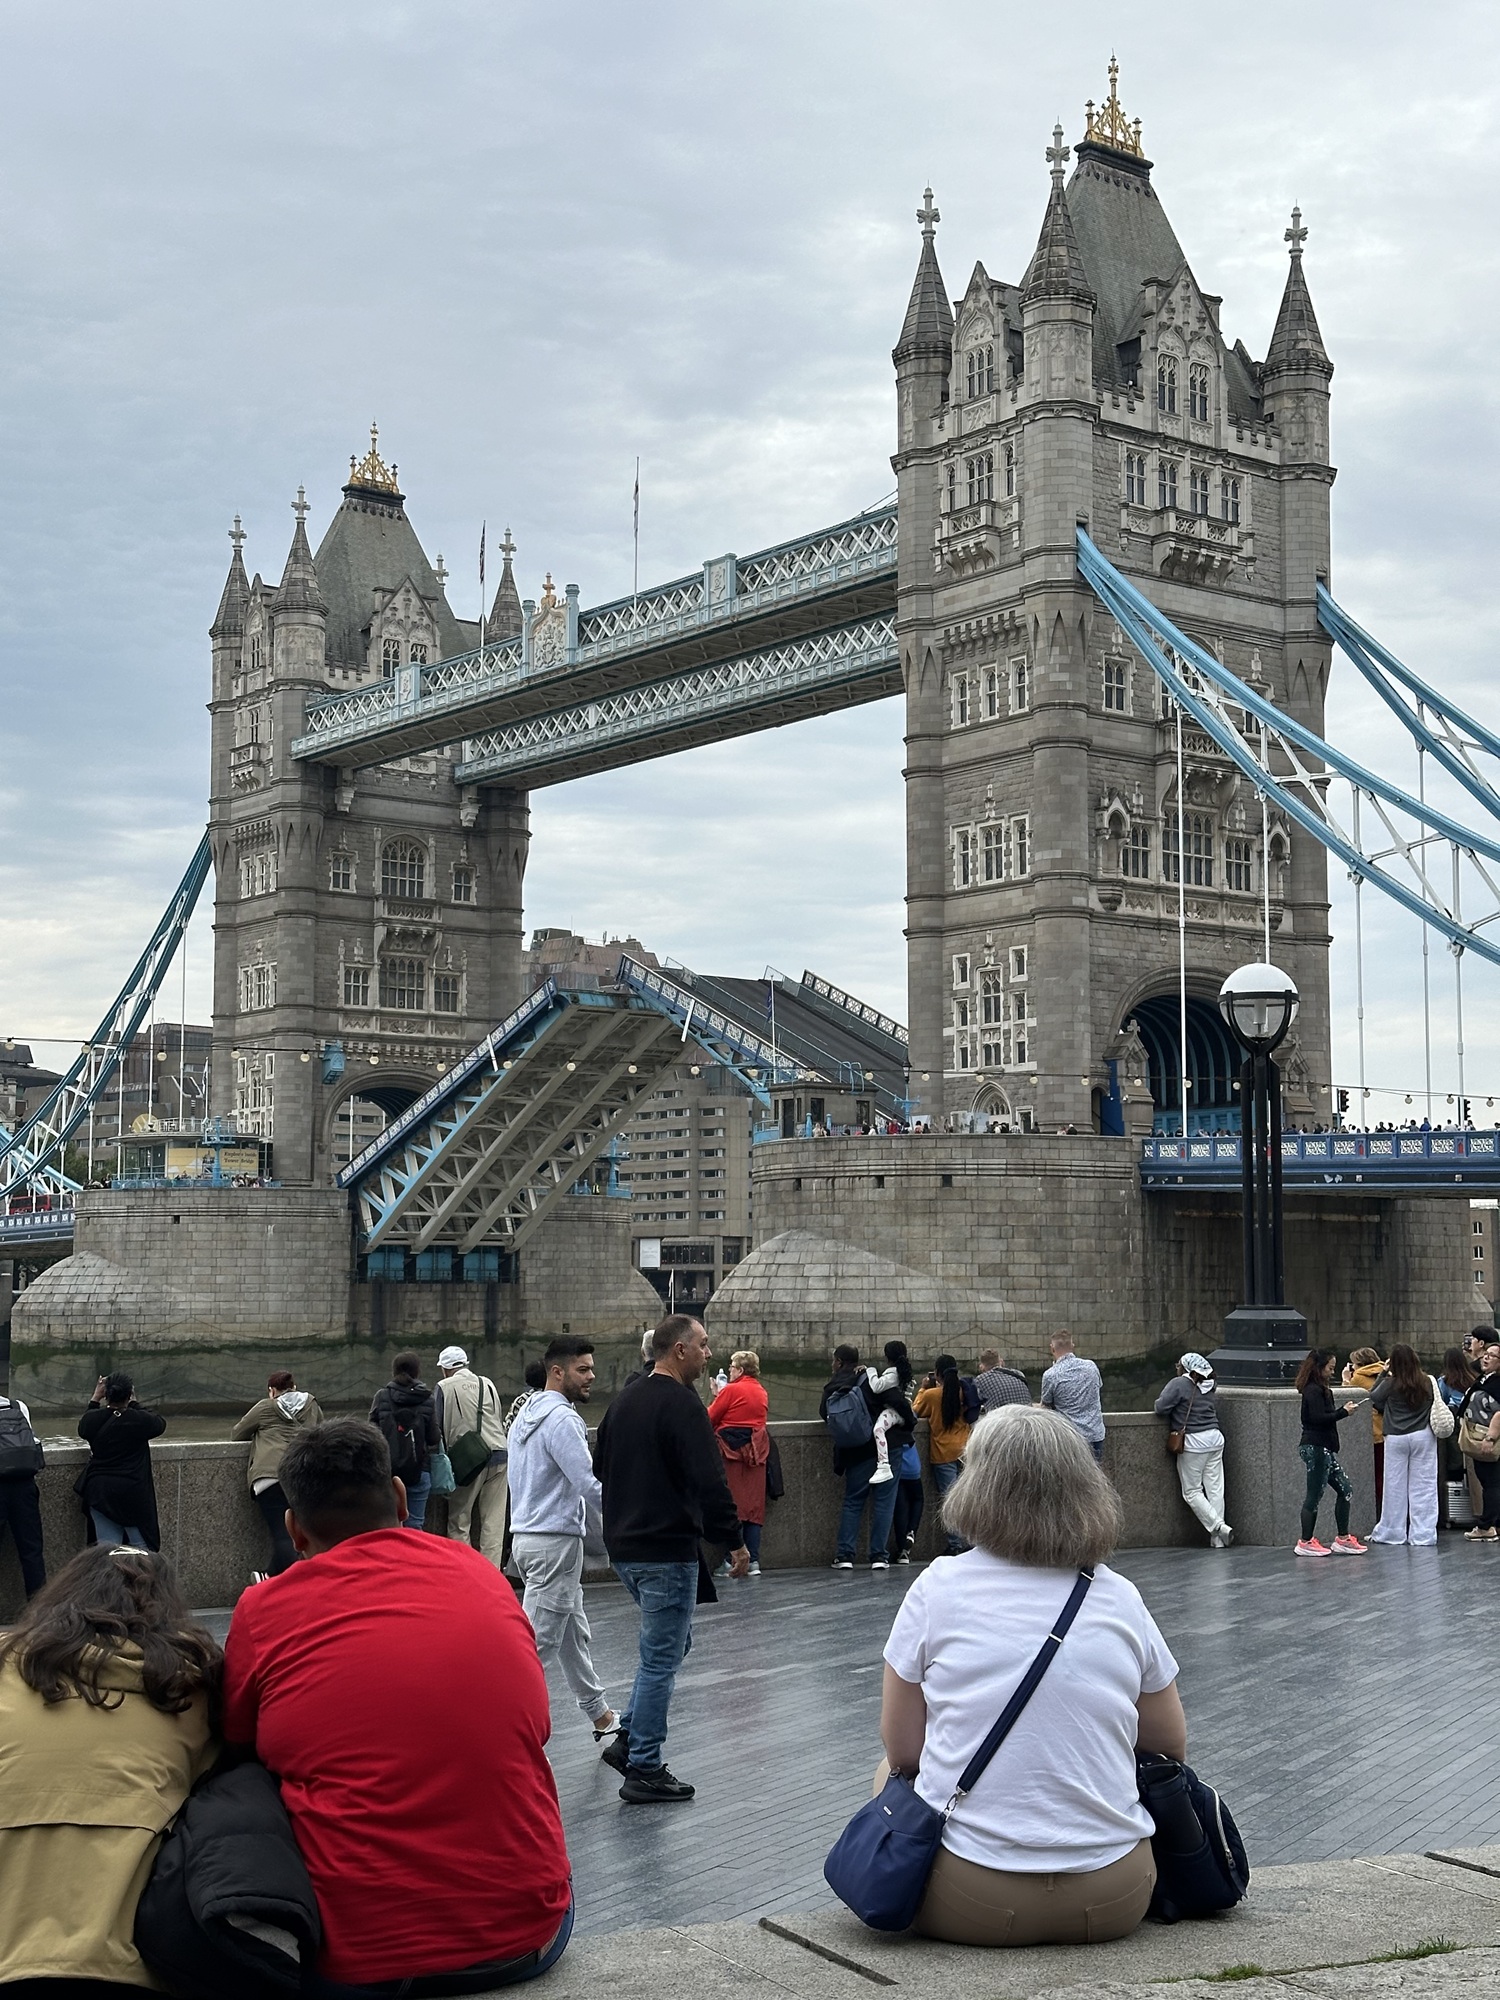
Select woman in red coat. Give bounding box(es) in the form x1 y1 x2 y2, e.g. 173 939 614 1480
709 1351 770 1575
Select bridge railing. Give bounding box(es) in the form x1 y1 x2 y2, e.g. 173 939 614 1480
1144 1131 1500 1165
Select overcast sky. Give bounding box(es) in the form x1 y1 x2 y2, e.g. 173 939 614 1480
3 0 1498 1119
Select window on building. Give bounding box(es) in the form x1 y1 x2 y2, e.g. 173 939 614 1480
984 667 1002 718
966 345 994 398
955 828 974 889
953 675 970 727
379 957 426 1011
451 864 474 904
945 463 957 512
432 973 461 1014
238 961 276 1011
1124 451 1147 506
409 642 428 666
1010 945 1028 981
1011 657 1030 713
1221 476 1241 525
1010 815 1030 876
1006 991 1034 1067
381 841 426 901
980 969 1004 1067
982 822 1005 882
952 954 971 988
965 453 994 505
1159 458 1179 510
1122 823 1152 878
1189 468 1211 516
952 998 973 1070
1189 364 1210 422
330 852 354 892
249 633 265 674
343 966 370 1008
1003 443 1016 498
382 636 402 674
238 857 253 897
1225 836 1254 892
1164 811 1215 887
1157 358 1178 414
1103 658 1128 711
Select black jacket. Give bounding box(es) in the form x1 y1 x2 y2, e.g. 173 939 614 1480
78 1402 165 1547
369 1379 440 1477
593 1372 743 1564
1299 1382 1352 1453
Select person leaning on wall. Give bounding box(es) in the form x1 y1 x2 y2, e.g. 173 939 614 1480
232 1370 324 1575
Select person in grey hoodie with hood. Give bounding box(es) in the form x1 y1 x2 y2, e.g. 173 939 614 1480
507 1334 620 1755
232 1371 323 1575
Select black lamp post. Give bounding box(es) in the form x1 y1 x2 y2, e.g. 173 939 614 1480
1210 962 1309 1384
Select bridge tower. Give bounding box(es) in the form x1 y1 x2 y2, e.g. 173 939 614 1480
895 64 1334 1135
207 432 531 1185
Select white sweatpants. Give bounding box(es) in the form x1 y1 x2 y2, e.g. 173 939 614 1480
512 1530 611 1724
1175 1446 1227 1538
1371 1427 1438 1547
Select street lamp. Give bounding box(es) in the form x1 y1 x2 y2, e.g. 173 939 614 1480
1212 962 1308 1383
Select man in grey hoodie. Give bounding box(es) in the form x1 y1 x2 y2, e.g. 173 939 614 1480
507 1335 619 1750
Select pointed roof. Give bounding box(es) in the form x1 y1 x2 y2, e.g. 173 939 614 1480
276 487 327 615
893 188 953 364
211 516 250 637
1265 208 1332 378
314 431 467 669
487 527 523 640
1022 128 1095 305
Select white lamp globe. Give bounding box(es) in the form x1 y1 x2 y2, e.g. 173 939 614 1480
1218 963 1299 1050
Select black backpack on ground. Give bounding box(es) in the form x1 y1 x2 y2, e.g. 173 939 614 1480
0 1400 44 1478
1136 1752 1250 1922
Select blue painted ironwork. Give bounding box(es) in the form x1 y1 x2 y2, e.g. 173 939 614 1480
0 1203 75 1248
0 834 214 1200
1141 1128 1500 1194
614 956 822 1103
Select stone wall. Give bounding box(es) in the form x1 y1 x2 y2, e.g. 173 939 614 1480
708 1136 1475 1366
0 1391 1376 1620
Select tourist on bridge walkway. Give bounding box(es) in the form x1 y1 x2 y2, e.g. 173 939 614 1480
1040 1331 1105 1464
593 1314 747 1803
1368 1344 1441 1548
1154 1353 1232 1549
436 1344 509 1569
709 1347 770 1574
79 1372 165 1551
233 1370 324 1575
1295 1349 1367 1556
508 1335 620 1753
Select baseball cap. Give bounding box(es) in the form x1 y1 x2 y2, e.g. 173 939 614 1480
437 1344 468 1370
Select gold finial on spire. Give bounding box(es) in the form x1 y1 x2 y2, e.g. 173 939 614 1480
347 421 401 495
1083 54 1145 158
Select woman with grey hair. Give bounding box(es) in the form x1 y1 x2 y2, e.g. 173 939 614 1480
1154 1352 1232 1548
878 1406 1186 1946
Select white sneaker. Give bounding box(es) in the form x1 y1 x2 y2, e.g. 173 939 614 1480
747 1560 761 1575
869 1464 894 1485
831 1559 854 1570
1217 1525 1234 1548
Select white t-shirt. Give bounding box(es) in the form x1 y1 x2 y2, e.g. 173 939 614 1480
883 1550 1178 1873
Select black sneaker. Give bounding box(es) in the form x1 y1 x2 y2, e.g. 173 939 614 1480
619 1764 695 1804
598 1730 630 1774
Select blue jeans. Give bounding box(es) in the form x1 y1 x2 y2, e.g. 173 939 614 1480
403 1469 433 1531
838 1458 898 1563
309 1892 574 1996
742 1521 761 1560
90 1510 149 1549
613 1560 697 1771
930 1459 965 1554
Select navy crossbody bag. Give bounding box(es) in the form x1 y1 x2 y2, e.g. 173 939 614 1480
823 1567 1094 1932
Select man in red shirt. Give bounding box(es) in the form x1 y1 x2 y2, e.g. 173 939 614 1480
223 1417 573 1995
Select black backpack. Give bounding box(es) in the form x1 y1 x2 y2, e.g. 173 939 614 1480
1136 1753 1250 1923
376 1392 423 1487
0 1400 43 1478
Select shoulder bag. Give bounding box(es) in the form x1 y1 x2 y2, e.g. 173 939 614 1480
1136 1752 1249 1922
823 1567 1093 1931
1429 1376 1456 1441
1459 1397 1500 1461
448 1377 498 1487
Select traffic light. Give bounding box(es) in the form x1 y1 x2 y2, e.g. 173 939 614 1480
1337 1089 1349 1115
1461 1098 1472 1125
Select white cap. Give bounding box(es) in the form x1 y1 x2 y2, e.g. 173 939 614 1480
437 1344 468 1370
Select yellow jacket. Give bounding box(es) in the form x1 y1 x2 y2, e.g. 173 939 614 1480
0 1645 216 1988
1348 1361 1386 1443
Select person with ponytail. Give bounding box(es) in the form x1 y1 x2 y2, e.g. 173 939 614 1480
1368 1343 1439 1547
912 1354 972 1555
1294 1349 1367 1556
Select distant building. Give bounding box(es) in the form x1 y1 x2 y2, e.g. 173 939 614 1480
0 1045 63 1132
1471 1202 1497 1310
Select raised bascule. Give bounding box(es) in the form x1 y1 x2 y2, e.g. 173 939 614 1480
5 64 1494 1385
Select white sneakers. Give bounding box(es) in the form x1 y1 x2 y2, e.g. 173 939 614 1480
868 1464 894 1485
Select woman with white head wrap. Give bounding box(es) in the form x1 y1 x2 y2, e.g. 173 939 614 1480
1154 1352 1232 1548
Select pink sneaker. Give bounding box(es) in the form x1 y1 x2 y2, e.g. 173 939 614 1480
1332 1535 1368 1555
1294 1538 1331 1557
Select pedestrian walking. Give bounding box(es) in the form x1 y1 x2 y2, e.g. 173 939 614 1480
972 1348 1032 1413
435 1344 508 1569
1295 1349 1367 1556
0 1387 46 1598
1040 1331 1106 1463
912 1355 972 1555
78 1373 164 1551
233 1370 324 1574
1458 1336 1500 1542
709 1349 770 1574
1368 1343 1441 1547
369 1352 440 1531
1154 1352 1232 1547
820 1344 899 1570
507 1336 620 1751
592 1315 748 1803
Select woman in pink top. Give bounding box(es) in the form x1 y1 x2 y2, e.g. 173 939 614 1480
709 1351 770 1574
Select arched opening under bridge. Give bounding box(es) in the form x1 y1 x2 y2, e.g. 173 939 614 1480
1128 994 1241 1136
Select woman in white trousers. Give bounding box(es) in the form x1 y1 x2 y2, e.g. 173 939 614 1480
1368 1344 1439 1547
1154 1352 1232 1548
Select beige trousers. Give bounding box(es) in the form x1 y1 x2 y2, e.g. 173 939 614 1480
871 1760 1155 1946
446 1459 508 1568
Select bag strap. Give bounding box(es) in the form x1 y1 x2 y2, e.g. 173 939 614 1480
948 1567 1094 1810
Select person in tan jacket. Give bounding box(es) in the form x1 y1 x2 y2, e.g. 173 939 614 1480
231 1371 324 1575
0 1542 219 1989
436 1345 509 1568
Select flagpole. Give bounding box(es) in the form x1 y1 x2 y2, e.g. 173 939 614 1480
478 520 487 657
632 458 640 608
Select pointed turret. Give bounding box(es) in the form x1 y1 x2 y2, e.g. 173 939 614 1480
211 516 250 637
277 486 327 613
1265 207 1332 379
893 189 953 367
488 528 523 640
1022 127 1094 305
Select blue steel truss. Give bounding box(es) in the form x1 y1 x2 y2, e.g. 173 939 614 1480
1077 532 1500 970
0 833 214 1200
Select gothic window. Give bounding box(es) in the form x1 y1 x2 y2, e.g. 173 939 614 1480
381 841 426 901
954 828 974 889
253 852 276 896
965 453 994 505
381 637 402 674
248 708 261 743
238 857 253 897
952 954 971 988
379 957 427 1011
1164 811 1215 887
451 864 474 904
1221 476 1241 524
1157 358 1178 414
945 463 957 512
1124 452 1147 506
432 973 461 1014
248 634 265 674
952 998 974 1070
1009 945 1028 981
239 962 277 1011
1189 364 1210 421
342 966 370 1008
1010 657 1030 713
1158 459 1179 510
1189 468 1211 516
980 969 1004 1067
966 345 994 398
1121 823 1151 878
1103 658 1128 711
982 822 1005 882
1010 815 1030 876
329 853 354 892
984 667 1002 718
409 642 428 666
1003 444 1016 498
953 675 971 727
1225 836 1254 892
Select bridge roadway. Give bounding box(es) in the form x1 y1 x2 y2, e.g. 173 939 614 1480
289 506 898 779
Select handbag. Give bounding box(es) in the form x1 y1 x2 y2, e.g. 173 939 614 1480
1166 1425 1187 1456
1429 1377 1456 1441
1459 1412 1500 1461
427 1447 456 1495
823 1567 1093 1931
1136 1752 1249 1922
447 1377 498 1487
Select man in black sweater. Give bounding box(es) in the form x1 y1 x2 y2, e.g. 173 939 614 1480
593 1314 747 1803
